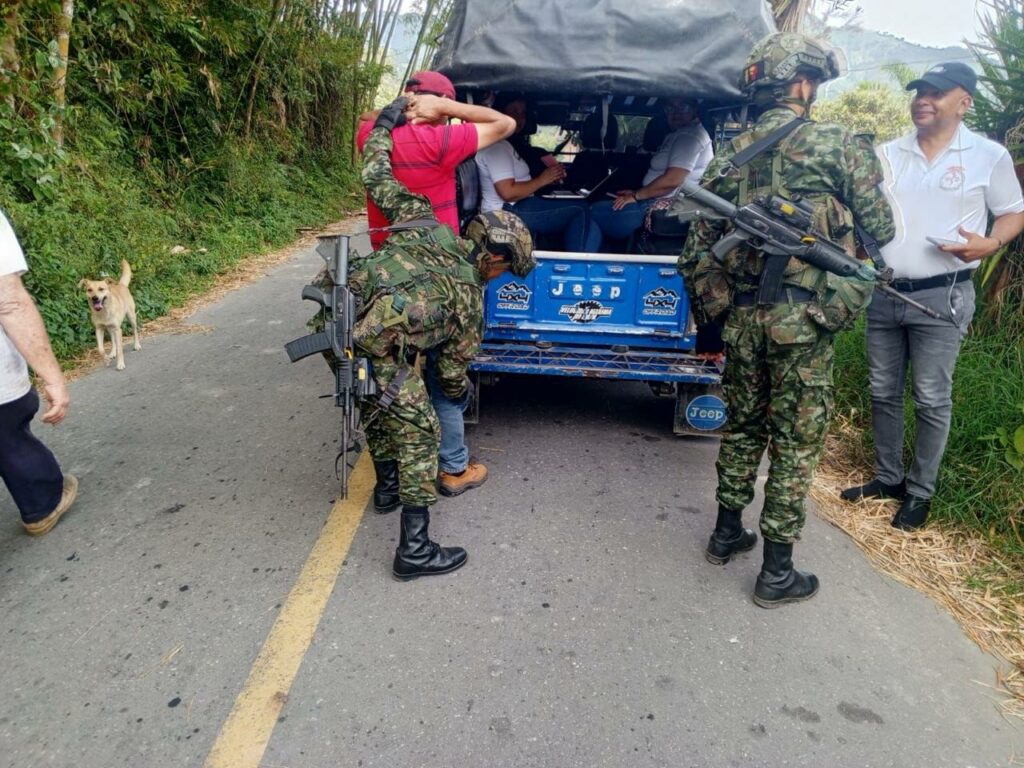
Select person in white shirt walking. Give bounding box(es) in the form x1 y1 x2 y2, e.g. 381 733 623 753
0 210 77 535
842 62 1024 529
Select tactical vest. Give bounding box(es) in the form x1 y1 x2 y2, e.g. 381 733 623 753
728 122 857 298
353 224 480 357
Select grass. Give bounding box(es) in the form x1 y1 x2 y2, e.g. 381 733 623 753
1 123 363 362
830 303 1024 571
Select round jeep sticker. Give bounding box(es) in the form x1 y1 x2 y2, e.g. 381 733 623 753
685 394 727 431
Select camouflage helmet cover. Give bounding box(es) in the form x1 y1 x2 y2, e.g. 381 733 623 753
464 210 536 278
740 32 844 95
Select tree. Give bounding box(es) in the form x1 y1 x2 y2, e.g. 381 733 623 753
966 0 1024 314
400 0 453 85
771 0 812 32
812 80 911 142
52 0 73 147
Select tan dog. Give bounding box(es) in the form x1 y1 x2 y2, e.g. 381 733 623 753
79 260 141 371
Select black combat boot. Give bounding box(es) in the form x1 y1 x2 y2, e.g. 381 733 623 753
705 505 758 565
372 459 400 513
753 539 819 608
392 506 468 581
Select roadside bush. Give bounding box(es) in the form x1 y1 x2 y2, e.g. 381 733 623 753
0 1 373 361
3 108 359 360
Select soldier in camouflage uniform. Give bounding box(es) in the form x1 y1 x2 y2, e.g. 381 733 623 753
677 32 895 607
356 101 535 580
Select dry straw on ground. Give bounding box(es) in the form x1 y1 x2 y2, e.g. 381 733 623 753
64 216 363 382
812 425 1024 720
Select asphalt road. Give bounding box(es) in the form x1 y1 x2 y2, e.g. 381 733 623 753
0 233 1018 768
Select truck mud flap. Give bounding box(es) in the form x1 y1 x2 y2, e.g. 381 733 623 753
464 372 482 426
674 383 727 437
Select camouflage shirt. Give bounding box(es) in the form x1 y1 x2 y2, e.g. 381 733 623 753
678 107 895 317
352 127 485 398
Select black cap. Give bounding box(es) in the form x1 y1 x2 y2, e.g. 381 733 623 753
906 62 977 95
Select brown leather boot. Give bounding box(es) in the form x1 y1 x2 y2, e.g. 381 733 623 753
438 460 488 497
23 474 78 536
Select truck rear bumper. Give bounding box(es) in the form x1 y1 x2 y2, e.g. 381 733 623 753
470 342 721 385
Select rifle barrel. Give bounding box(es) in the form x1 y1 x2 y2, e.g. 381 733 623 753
680 183 738 219
875 283 945 321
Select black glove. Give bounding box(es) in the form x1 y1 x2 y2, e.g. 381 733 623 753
374 97 409 132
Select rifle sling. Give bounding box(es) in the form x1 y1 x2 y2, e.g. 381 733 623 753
855 222 887 270
729 117 810 170
376 365 412 410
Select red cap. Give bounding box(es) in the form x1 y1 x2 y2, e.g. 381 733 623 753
405 71 456 100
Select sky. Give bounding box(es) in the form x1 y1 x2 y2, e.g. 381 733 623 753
396 0 986 50
837 0 985 48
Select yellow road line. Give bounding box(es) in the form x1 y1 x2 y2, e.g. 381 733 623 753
204 452 375 768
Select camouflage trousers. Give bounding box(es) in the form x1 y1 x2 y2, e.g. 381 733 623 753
716 304 834 543
362 356 440 507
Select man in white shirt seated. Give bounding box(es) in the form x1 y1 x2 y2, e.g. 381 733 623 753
842 62 1024 529
584 97 713 252
475 93 593 251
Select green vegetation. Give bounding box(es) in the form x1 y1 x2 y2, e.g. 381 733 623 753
0 1 405 360
833 315 1024 560
813 80 911 142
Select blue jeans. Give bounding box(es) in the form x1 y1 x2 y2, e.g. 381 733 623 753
588 198 657 252
424 348 469 474
866 281 975 498
505 197 592 251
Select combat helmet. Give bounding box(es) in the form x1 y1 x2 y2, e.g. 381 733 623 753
740 32 844 104
464 210 536 278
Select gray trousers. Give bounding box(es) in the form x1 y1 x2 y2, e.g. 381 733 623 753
866 280 975 499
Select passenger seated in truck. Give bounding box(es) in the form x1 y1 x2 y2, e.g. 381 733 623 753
583 97 713 252
564 112 619 191
475 93 594 251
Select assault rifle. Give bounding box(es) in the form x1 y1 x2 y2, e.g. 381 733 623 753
285 234 377 498
675 182 946 321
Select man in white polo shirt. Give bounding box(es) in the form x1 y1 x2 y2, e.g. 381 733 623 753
842 62 1024 529
0 209 78 535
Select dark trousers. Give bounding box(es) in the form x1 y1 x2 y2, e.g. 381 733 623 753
0 388 63 523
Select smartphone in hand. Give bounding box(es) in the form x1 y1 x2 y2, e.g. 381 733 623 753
926 236 960 248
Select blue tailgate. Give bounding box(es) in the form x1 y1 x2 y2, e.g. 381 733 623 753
483 251 694 350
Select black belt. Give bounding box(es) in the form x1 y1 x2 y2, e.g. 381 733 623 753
891 269 973 293
734 286 816 306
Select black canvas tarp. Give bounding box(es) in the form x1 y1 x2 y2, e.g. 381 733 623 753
433 0 777 102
